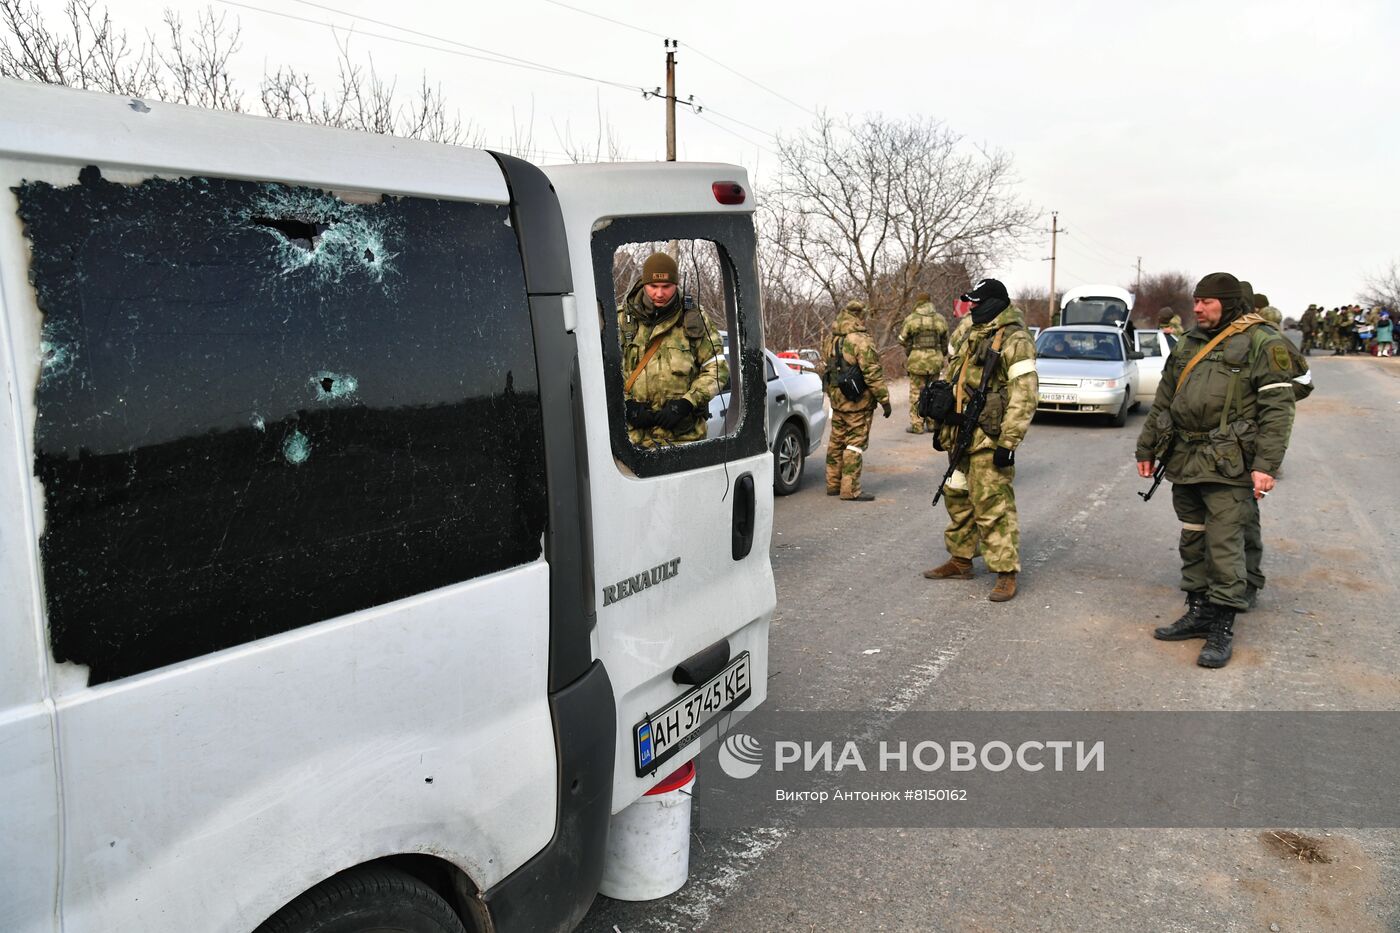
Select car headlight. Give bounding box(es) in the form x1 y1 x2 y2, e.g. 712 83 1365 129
1081 378 1120 389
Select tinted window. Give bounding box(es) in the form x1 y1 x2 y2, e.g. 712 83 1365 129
18 167 547 684
1062 298 1130 327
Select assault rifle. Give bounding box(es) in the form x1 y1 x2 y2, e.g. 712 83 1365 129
932 339 1003 506
1138 458 1168 502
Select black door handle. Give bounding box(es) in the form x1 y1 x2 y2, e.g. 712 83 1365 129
775 393 787 403
732 473 755 560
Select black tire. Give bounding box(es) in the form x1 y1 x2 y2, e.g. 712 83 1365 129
1109 390 1130 427
256 866 468 933
773 421 805 496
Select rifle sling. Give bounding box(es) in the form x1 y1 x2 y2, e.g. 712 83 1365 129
625 329 670 394
1174 313 1265 393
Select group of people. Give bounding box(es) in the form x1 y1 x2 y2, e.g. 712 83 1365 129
617 252 1306 670
1299 304 1394 356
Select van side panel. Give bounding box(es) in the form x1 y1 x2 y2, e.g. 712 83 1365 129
0 89 560 933
0 248 59 930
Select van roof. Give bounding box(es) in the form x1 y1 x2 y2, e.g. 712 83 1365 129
1060 284 1135 310
0 78 509 202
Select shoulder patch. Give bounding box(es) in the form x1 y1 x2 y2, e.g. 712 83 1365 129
1269 343 1292 373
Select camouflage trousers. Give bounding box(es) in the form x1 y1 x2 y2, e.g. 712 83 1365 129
826 406 875 498
1172 482 1253 610
941 450 1020 572
907 372 936 432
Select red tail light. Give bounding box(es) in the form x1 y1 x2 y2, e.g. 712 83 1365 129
712 181 746 205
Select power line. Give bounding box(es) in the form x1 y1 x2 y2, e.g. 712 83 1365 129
540 0 819 118
216 0 643 93
1068 223 1136 262
689 110 779 158
698 104 782 142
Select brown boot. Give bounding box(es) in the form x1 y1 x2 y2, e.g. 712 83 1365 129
923 556 974 580
988 572 1017 602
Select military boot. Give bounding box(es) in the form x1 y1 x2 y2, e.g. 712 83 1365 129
988 572 1017 602
923 556 973 580
1196 604 1236 669
1153 592 1209 640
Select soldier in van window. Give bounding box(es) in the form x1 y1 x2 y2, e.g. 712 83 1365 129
617 252 727 448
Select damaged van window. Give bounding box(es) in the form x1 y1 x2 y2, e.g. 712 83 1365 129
16 166 547 685
611 239 736 449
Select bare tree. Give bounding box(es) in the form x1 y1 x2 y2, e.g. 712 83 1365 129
1360 259 1400 309
767 112 1038 350
1127 270 1195 329
1014 285 1051 329
1 0 159 94
3 1 477 146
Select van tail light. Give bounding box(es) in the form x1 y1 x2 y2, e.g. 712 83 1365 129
712 181 745 205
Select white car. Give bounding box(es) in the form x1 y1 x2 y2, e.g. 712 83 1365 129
1132 328 1178 404
708 347 829 495
1034 325 1143 426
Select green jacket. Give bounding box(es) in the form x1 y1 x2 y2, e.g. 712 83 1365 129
1135 316 1296 484
937 305 1038 454
821 308 889 413
619 281 727 445
897 301 950 376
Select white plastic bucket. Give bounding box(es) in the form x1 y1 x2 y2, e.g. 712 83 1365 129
598 760 696 901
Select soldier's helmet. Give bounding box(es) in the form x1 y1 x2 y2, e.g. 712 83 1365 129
843 300 867 316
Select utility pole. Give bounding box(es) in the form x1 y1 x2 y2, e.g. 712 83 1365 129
664 38 677 161
1047 212 1061 326
1135 256 1142 296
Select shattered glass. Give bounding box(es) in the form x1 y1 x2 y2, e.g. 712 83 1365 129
17 166 548 685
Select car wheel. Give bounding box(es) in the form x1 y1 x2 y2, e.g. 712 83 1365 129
1109 390 1130 427
255 866 468 933
773 421 805 496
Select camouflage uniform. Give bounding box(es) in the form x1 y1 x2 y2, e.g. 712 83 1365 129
1160 314 1186 338
618 280 727 448
821 302 890 499
935 305 1038 572
898 297 950 432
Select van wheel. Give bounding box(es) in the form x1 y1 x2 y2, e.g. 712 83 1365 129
1109 391 1130 428
773 421 805 496
256 866 468 933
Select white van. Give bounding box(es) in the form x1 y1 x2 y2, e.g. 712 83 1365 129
0 81 774 933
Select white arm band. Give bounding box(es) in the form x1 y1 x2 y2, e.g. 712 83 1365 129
1007 359 1037 380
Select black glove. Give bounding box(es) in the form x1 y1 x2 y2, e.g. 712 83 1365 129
931 430 945 452
880 399 892 418
993 446 1015 469
654 397 696 431
624 399 655 428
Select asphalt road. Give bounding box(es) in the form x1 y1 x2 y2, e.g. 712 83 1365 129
581 354 1400 933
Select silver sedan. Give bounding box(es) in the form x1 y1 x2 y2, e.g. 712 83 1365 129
707 348 829 494
1033 325 1143 427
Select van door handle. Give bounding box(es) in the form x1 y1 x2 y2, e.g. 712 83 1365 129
732 473 755 561
775 393 787 403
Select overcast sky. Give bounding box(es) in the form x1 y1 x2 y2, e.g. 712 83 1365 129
49 0 1400 312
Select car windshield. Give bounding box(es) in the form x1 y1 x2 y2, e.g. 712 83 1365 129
1062 298 1130 328
1036 331 1124 361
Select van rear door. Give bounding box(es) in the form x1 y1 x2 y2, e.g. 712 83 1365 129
544 163 775 807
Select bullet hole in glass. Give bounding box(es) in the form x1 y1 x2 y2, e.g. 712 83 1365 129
364 248 375 263
321 377 335 393
254 216 325 252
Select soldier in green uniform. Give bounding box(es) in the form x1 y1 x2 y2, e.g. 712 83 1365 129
1157 307 1185 338
1299 304 1319 355
898 292 950 434
822 300 892 501
1136 272 1296 668
924 279 1039 602
618 253 727 448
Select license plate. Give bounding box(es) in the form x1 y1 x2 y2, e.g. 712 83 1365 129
635 652 752 776
1039 391 1078 403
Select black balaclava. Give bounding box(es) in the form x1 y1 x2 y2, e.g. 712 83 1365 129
962 278 1011 325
